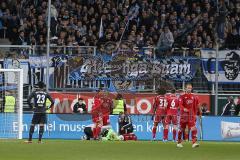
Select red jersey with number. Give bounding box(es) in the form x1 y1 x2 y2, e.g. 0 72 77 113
179 93 199 121
153 95 167 115
166 94 179 115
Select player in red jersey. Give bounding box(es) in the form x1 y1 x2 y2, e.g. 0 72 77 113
163 89 179 142
92 89 113 139
91 89 103 139
177 83 201 148
176 89 189 141
100 91 113 126
152 88 167 141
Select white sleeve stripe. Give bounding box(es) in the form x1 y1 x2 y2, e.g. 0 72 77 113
221 102 230 116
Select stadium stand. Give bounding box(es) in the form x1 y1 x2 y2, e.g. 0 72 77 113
0 0 240 51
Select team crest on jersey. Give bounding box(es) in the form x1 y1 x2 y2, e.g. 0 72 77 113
186 99 193 104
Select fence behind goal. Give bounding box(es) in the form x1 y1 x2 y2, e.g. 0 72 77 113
0 69 23 139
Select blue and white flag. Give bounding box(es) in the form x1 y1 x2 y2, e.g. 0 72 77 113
128 4 140 20
99 17 103 38
201 49 240 83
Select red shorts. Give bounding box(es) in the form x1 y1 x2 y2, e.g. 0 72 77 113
165 115 178 125
92 115 102 123
154 115 165 124
102 115 110 126
180 113 196 123
92 109 102 123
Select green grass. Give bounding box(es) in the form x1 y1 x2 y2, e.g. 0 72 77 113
0 140 239 160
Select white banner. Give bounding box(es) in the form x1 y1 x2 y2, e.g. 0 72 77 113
2 59 29 84
221 121 240 139
29 56 48 68
201 49 240 83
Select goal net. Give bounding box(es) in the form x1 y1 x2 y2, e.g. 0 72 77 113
0 69 23 139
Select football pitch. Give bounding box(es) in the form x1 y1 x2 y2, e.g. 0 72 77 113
0 140 239 160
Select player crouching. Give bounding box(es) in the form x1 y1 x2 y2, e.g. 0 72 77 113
91 90 113 140
83 112 136 141
118 112 137 141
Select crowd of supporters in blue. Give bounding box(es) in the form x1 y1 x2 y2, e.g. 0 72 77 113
1 0 240 54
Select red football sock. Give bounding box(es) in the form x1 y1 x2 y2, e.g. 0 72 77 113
152 127 157 139
93 127 97 139
163 128 168 140
178 129 182 143
173 129 176 141
184 132 189 141
95 126 101 138
192 129 197 144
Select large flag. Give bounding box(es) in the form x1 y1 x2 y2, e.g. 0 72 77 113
201 49 240 83
99 17 103 38
128 4 140 20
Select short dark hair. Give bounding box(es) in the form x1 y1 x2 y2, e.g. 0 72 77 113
228 96 234 102
116 93 123 99
171 89 176 94
157 88 166 95
78 98 83 101
38 81 45 89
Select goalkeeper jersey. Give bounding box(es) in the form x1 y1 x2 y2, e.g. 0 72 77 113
102 129 120 141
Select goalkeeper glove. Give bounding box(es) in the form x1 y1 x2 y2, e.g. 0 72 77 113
45 107 51 113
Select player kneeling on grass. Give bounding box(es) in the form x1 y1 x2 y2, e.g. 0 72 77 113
177 83 200 148
152 88 167 141
25 81 54 143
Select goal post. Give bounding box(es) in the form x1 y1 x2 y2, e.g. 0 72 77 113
0 69 23 139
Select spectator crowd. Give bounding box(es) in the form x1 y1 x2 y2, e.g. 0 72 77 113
1 0 240 54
